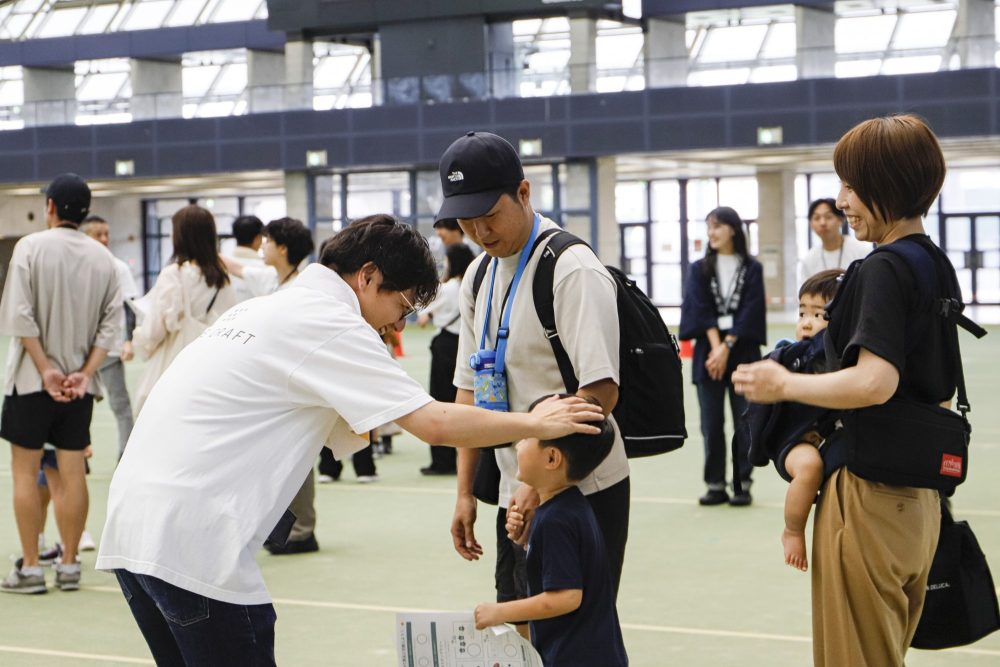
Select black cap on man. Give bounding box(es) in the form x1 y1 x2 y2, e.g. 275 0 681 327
435 132 524 222
43 173 91 224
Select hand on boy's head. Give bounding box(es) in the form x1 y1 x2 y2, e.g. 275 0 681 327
529 395 604 440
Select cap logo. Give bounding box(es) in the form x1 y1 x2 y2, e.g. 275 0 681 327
447 171 464 183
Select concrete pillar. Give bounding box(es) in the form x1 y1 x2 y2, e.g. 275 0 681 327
284 172 310 230
954 0 996 69
488 22 517 98
795 5 836 79
563 158 619 266
247 50 286 113
569 17 597 94
644 17 688 89
756 169 797 311
285 38 314 111
371 35 384 106
130 59 183 120
22 67 75 127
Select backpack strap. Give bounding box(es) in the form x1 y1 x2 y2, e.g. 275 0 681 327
532 230 588 394
471 255 491 302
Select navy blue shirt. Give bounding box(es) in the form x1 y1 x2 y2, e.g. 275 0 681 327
679 257 767 385
526 486 628 667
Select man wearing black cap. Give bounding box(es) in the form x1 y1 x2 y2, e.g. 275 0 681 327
0 173 122 594
441 132 632 613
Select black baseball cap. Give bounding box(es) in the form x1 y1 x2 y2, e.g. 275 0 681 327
42 173 91 223
435 132 524 222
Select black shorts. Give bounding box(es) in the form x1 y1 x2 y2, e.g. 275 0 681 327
495 506 528 603
0 390 93 451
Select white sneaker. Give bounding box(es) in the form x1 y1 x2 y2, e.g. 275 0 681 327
356 475 379 484
316 474 337 484
79 531 96 552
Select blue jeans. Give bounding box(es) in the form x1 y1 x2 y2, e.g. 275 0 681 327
115 570 276 666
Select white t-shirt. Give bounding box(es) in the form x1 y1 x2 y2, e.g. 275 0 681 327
110 257 139 358
798 235 872 287
454 216 628 508
227 246 267 302
241 265 281 297
421 278 462 335
714 253 741 311
96 264 433 605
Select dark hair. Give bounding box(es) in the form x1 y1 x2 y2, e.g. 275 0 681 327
232 215 264 246
172 205 229 290
435 218 462 233
703 206 749 278
444 243 475 282
807 198 845 223
320 214 439 307
833 114 946 225
529 394 615 482
265 217 315 266
799 269 843 302
82 215 106 224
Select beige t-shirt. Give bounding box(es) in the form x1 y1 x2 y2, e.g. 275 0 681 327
454 216 628 507
0 227 122 397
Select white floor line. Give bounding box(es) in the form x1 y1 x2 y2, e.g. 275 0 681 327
89 587 1000 657
0 645 154 664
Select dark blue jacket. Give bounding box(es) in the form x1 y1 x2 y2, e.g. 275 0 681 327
679 257 767 385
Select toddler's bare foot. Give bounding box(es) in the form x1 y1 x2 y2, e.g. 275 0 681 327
782 528 808 572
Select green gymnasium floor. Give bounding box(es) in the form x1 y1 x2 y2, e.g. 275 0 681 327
0 325 997 666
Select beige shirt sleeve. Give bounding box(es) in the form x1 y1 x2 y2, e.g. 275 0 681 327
93 258 124 352
453 255 487 391
0 238 41 339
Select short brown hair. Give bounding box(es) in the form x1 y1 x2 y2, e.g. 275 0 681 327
833 114 945 224
799 269 843 302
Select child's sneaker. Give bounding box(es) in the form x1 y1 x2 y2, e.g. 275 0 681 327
54 562 81 591
1 559 47 594
356 475 379 484
79 531 97 551
39 543 62 566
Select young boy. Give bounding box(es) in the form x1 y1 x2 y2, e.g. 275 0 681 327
779 269 843 572
474 395 628 667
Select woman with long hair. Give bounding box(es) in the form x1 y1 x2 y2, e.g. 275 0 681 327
132 205 237 416
416 242 477 475
679 206 767 506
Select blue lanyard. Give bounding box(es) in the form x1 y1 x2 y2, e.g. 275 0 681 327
478 213 541 375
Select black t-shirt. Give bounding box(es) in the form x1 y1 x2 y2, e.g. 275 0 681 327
825 234 955 404
526 486 628 667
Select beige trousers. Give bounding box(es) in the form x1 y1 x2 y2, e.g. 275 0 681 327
288 468 316 542
811 468 940 667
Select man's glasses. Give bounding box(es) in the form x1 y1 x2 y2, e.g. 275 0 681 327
399 291 418 320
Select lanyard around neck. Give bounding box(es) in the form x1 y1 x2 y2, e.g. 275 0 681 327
478 213 541 375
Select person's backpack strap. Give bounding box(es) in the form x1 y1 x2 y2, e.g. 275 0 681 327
532 230 588 394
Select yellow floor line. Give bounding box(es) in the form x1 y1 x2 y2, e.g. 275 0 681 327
88 587 1000 657
0 645 154 664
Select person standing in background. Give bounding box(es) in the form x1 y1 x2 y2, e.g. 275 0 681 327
80 215 139 459
679 206 766 507
417 243 476 476
0 173 121 593
226 215 265 303
797 198 871 287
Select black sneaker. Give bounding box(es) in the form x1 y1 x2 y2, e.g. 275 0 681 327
264 533 319 556
729 491 753 507
420 466 456 476
698 489 730 506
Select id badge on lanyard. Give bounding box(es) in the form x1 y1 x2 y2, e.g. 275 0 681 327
717 314 734 331
471 214 541 412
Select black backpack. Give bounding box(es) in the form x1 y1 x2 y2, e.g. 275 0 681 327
472 228 687 458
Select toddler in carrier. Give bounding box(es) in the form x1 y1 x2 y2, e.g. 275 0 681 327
742 269 843 571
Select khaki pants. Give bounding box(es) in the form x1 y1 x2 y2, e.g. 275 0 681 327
812 468 940 667
288 468 316 542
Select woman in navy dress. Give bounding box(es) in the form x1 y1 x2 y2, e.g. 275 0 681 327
679 206 766 506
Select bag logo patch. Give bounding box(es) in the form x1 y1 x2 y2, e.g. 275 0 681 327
940 454 963 478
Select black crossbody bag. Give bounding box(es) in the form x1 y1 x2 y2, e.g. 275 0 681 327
841 240 986 495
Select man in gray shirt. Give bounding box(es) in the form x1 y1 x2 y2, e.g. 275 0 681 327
0 173 122 594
